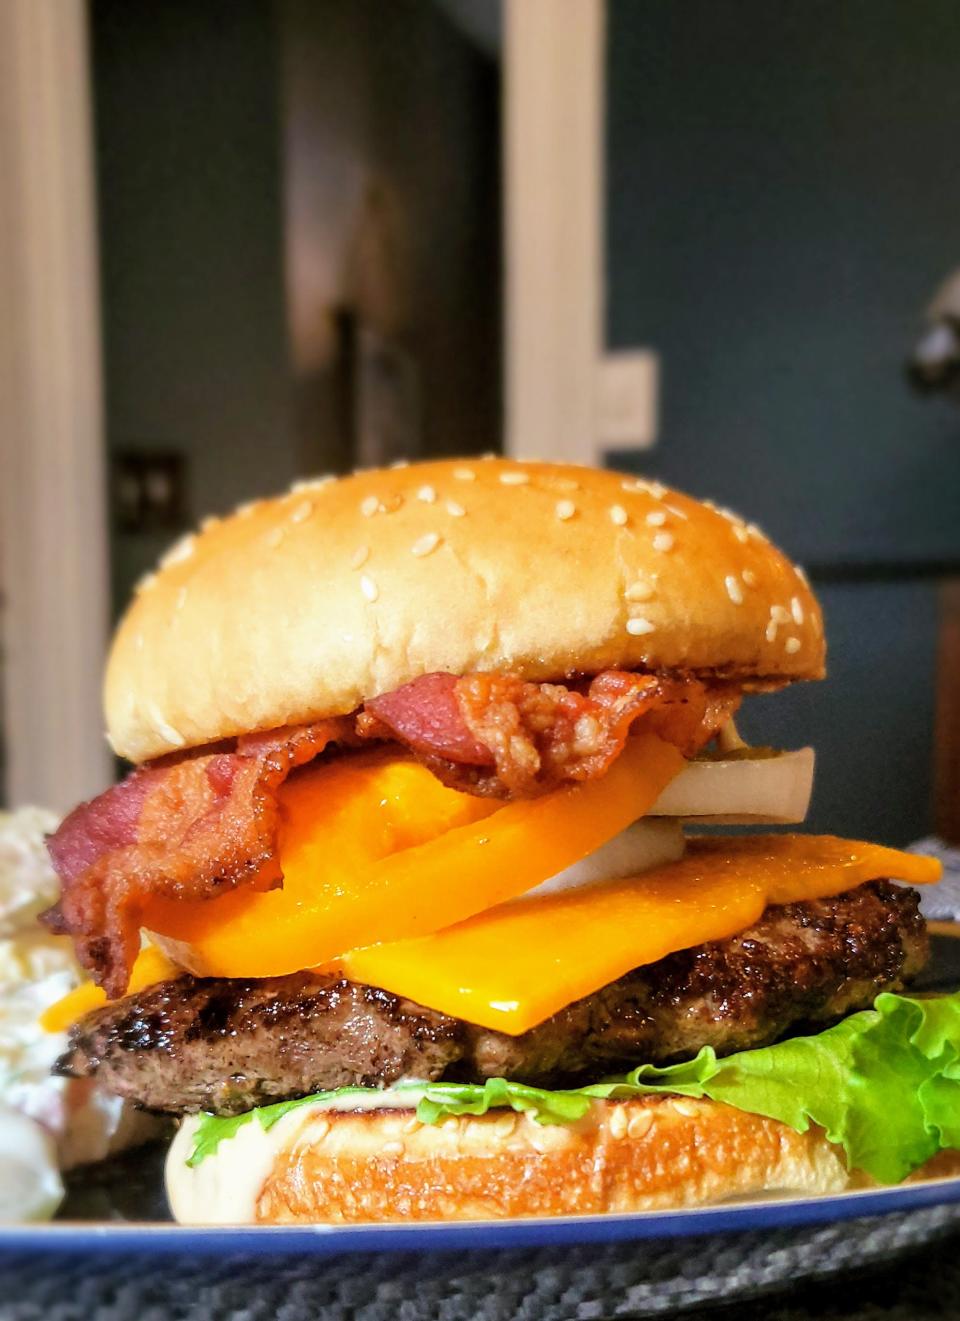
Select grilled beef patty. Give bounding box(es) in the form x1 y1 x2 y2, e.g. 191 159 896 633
58 881 927 1116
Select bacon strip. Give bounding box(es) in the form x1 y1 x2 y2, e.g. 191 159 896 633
44 720 354 997
363 673 493 765
46 671 741 995
423 671 739 796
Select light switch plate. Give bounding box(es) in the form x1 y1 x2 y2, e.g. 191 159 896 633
596 349 659 451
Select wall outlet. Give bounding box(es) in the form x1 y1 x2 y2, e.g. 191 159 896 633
596 349 659 451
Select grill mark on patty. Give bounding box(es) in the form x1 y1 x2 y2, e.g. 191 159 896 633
57 881 928 1115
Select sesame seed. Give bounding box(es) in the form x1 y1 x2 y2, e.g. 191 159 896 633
360 574 379 602
350 545 370 570
746 522 766 541
785 636 802 654
149 703 185 748
235 500 258 518
453 467 476 481
411 532 441 557
621 477 665 499
609 504 629 526
733 526 749 543
360 495 379 517
771 604 791 624
379 493 403 513
795 565 810 588
717 506 745 527
625 580 654 601
665 503 688 521
609 1107 628 1139
766 619 779 643
445 500 466 517
161 534 196 568
626 617 656 636
290 475 334 493
742 569 757 587
200 516 219 533
645 510 667 527
289 499 312 523
627 1110 654 1139
264 525 284 548
416 485 437 504
725 575 744 605
791 596 805 625
389 459 409 469
555 500 576 521
135 572 157 594
652 531 675 552
499 471 529 485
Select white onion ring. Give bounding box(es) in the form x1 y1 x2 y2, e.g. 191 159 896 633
651 748 815 824
512 820 685 903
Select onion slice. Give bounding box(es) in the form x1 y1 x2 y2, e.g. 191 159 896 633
512 820 685 903
650 748 815 824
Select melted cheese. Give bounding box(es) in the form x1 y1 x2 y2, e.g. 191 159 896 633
40 945 178 1035
337 836 942 1035
142 733 684 980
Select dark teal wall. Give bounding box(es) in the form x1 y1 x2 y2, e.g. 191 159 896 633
607 0 960 567
738 582 937 845
606 0 959 841
93 0 295 615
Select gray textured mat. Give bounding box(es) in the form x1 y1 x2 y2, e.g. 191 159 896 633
2 1203 959 1319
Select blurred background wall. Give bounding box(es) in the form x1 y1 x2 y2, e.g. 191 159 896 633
92 0 295 615
92 0 500 614
605 0 960 843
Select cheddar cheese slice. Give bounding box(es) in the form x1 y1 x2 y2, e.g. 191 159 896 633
337 836 941 1035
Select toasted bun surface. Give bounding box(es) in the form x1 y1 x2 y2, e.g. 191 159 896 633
107 460 824 763
166 1096 956 1226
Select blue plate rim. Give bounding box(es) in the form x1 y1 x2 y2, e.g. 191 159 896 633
6 1173 960 1256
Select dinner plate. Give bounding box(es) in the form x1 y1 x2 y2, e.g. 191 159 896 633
8 1171 960 1255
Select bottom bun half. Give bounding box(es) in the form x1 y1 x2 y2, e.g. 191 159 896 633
164 1096 960 1226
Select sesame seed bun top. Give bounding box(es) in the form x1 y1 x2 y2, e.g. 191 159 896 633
105 458 825 764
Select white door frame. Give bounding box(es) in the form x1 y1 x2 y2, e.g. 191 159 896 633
0 0 112 810
503 0 605 463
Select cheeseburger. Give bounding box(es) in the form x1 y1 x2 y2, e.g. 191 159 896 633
41 458 958 1224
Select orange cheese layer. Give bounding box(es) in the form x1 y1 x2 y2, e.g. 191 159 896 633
45 835 939 1037
337 836 942 1035
41 944 180 1035
142 733 684 981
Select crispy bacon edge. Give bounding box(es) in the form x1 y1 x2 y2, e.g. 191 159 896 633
42 719 355 997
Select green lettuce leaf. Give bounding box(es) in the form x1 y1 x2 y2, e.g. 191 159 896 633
186 991 960 1183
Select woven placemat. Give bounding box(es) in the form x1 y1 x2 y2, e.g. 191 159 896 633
2 1203 959 1320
